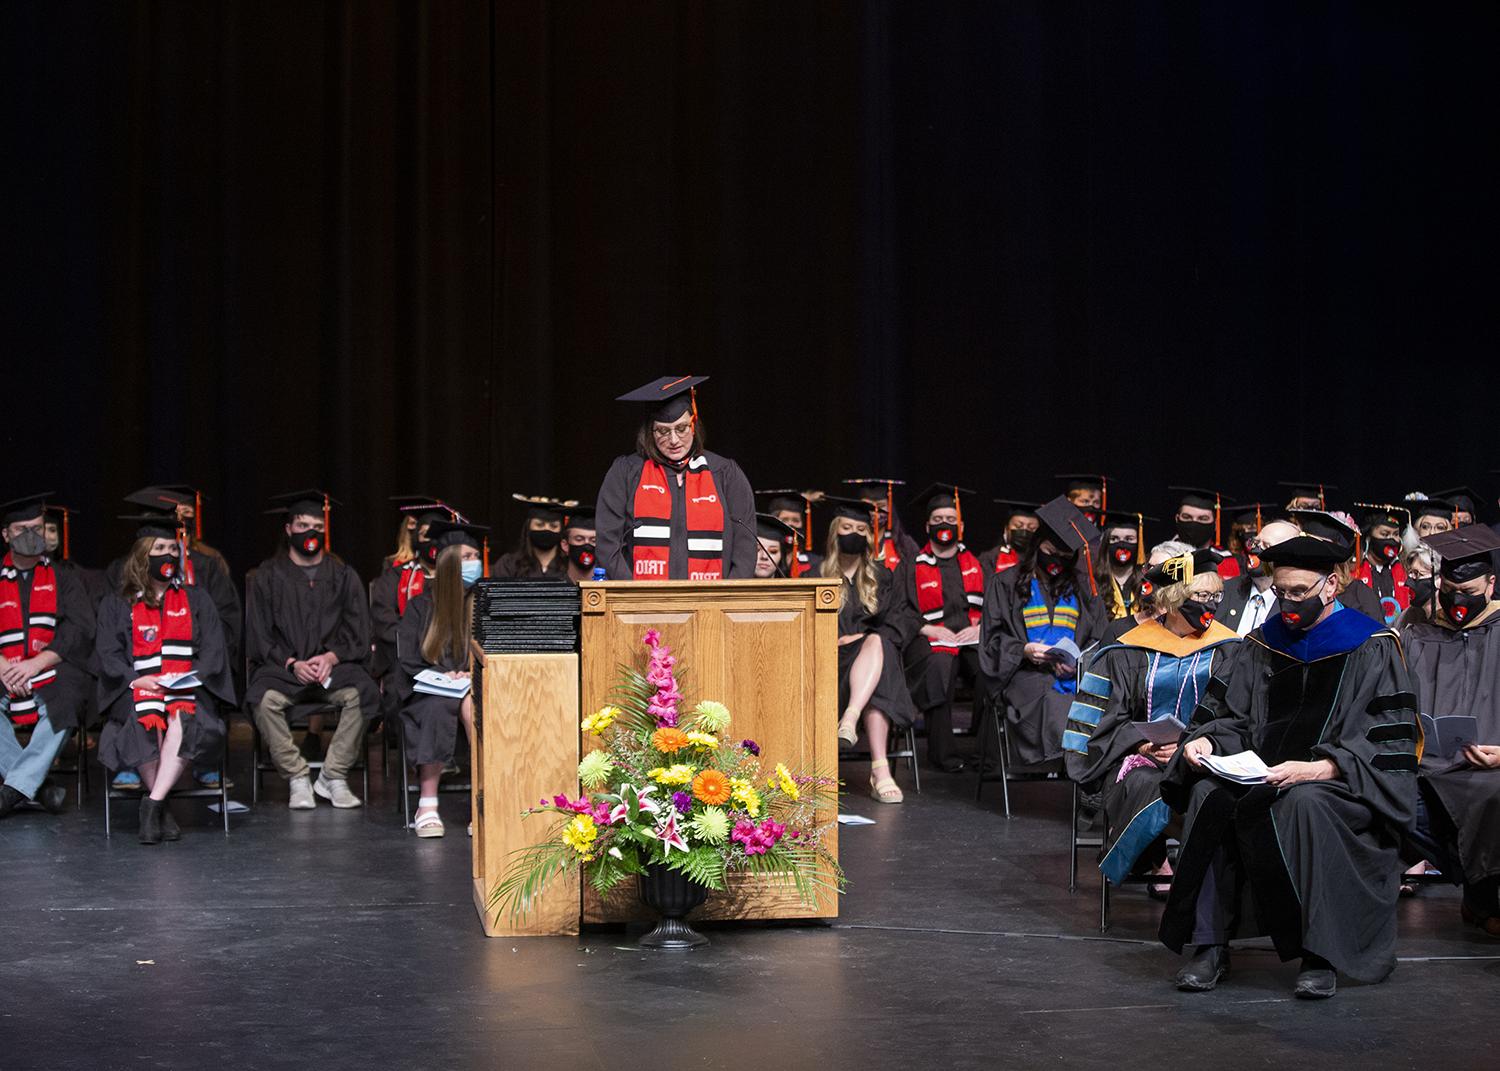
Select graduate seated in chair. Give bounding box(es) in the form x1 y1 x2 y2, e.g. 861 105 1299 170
1159 533 1418 1000
246 491 378 810
561 505 599 584
979 496 1106 769
95 523 235 843
752 513 796 579
821 496 917 804
396 521 484 838
1064 550 1240 894
0 494 96 818
1401 527 1500 937
371 498 455 732
495 495 570 579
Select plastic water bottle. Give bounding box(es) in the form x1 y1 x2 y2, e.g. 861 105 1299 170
591 566 607 581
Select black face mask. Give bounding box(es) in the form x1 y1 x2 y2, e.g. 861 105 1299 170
148 553 178 583
292 530 324 558
837 532 869 556
568 543 597 571
528 528 563 551
1405 575 1435 607
1178 598 1216 633
1036 548 1071 579
1107 541 1137 567
1080 509 1102 527
416 540 437 566
1369 537 1399 565
927 522 958 547
1008 528 1036 552
1439 585 1488 626
1278 580 1329 631
1176 519 1215 547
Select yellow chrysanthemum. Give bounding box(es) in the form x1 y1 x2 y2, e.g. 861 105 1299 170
561 814 598 859
684 731 719 750
690 700 732 733
581 706 618 734
648 764 695 786
729 776 762 817
772 762 799 800
578 751 615 789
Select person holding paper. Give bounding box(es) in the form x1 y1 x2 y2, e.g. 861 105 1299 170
1401 526 1500 937
95 521 235 843
979 496 1106 767
1158 533 1419 999
396 521 485 838
246 491 378 810
1064 549 1240 890
894 484 991 773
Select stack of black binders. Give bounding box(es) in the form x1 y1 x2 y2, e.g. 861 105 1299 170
470 578 580 653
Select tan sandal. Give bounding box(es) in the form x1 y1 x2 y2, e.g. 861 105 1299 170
869 760 903 804
838 710 859 751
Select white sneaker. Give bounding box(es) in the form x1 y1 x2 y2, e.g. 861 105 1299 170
313 774 363 809
288 775 316 810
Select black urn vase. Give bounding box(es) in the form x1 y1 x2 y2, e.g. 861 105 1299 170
637 863 709 949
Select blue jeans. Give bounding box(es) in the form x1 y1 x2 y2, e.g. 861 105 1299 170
0 697 68 800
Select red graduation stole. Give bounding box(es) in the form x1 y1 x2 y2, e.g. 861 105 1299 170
875 532 902 571
914 546 984 655
631 457 725 581
991 547 1019 574
130 586 196 732
0 553 58 725
790 551 813 578
395 561 426 615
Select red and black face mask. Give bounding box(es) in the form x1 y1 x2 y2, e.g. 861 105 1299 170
1037 548 1071 578
1440 586 1487 626
1369 537 1399 565
1108 541 1137 566
928 522 958 547
568 543 597 571
1179 597 1216 633
293 530 325 558
148 553 178 582
1278 580 1328 631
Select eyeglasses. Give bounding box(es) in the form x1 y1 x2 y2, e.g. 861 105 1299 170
652 419 695 443
1187 592 1224 607
1270 575 1331 602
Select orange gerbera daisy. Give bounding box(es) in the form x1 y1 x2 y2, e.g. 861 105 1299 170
692 768 732 805
651 727 690 754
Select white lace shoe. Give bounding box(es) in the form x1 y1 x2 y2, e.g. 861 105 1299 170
313 775 363 809
288 775 316 810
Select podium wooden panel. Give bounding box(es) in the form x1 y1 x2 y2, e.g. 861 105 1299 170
472 650 580 937
579 578 842 922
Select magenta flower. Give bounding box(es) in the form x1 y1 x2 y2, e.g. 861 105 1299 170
672 791 692 814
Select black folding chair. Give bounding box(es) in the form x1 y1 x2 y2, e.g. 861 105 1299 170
973 694 1064 817
103 742 231 836
14 722 89 807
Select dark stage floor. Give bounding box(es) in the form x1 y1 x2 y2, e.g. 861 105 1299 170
3 729 1497 1071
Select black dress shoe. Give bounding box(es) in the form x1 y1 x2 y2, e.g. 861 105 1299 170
160 802 181 841
1174 945 1230 991
138 797 164 845
0 784 24 818
1294 954 1337 999
36 781 67 815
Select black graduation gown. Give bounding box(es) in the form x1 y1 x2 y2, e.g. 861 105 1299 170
244 554 379 715
835 569 916 728
3 560 95 732
1403 604 1500 885
1337 576 1385 622
1158 609 1419 983
395 593 469 766
979 566 1107 765
1064 621 1242 884
594 451 757 581
369 563 432 679
892 549 981 711
106 548 242 670
492 550 568 579
95 586 236 770
56 559 108 608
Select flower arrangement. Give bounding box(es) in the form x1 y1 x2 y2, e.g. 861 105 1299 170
493 629 844 917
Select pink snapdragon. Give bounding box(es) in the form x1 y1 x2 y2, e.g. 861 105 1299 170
642 630 682 727
732 817 787 856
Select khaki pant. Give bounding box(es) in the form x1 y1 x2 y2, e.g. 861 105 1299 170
254 687 366 782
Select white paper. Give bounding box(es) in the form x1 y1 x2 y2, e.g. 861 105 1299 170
415 669 471 698
206 801 250 814
1199 750 1270 784
837 813 877 826
153 670 201 691
1137 717 1186 746
1039 637 1081 670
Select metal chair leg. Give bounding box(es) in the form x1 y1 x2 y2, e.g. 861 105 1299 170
974 698 990 803
907 727 921 794
996 707 1012 820
102 748 111 838
400 727 412 830
221 745 231 835
1069 781 1080 892
1100 874 1110 933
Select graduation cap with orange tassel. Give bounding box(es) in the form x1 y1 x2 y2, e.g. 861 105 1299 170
908 482 978 545
266 489 341 553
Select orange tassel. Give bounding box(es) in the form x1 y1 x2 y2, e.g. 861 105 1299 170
1070 521 1098 596
1214 492 1222 548
1136 512 1144 566
954 486 964 542
323 494 332 552
803 494 813 552
482 535 490 578
194 490 203 541
62 508 71 561
1255 504 1263 530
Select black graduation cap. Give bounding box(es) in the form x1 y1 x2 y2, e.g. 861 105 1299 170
43 501 81 560
1142 548 1222 593
1426 526 1500 581
149 484 209 539
616 375 708 423
511 494 572 523
1035 496 1099 554
390 494 462 525
1433 486 1483 522
1227 502 1285 527
1353 502 1409 531
563 504 597 531
1411 497 1456 520
907 482 975 512
754 513 798 549
755 488 813 516
820 495 879 523
266 489 341 548
992 498 1040 520
1277 480 1337 508
1055 475 1110 517
124 486 191 511
843 476 904 498
2 492 53 526
1099 508 1159 529
1288 509 1357 551
426 519 489 550
118 510 183 541
1259 535 1351 569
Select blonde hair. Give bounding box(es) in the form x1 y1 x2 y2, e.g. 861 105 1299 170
820 520 880 614
1153 565 1223 616
391 517 416 565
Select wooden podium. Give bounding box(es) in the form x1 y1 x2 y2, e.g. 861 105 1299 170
470 578 841 936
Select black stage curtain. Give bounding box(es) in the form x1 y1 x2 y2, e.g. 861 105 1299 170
5 2 1495 579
